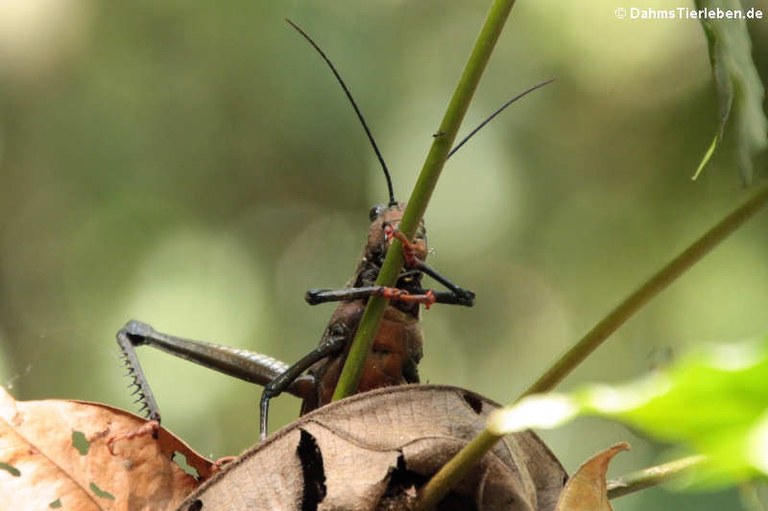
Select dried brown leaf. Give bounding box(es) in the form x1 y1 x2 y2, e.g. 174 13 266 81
0 386 213 511
179 384 567 511
554 443 629 511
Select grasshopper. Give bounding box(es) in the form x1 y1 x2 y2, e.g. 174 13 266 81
116 21 550 441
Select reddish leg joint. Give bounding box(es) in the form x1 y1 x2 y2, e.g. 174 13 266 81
378 287 436 309
384 224 419 267
212 456 237 472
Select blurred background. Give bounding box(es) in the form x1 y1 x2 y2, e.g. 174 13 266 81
1 0 767 508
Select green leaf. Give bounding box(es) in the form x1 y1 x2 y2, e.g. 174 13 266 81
580 338 768 486
489 336 768 488
692 0 767 183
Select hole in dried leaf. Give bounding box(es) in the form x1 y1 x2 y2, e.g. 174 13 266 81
0 462 21 477
173 451 200 478
48 499 62 508
381 454 479 511
71 430 90 455
461 391 483 414
187 499 203 511
297 429 326 511
379 454 423 508
89 482 115 501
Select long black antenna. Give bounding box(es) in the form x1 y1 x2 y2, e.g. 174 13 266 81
447 78 555 159
286 19 397 207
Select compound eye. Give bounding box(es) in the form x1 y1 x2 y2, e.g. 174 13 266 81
369 204 385 221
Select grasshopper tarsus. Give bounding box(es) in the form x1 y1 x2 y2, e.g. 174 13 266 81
383 223 427 268
305 289 332 305
454 288 476 307
428 289 475 307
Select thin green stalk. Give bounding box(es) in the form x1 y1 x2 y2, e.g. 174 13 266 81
607 455 706 499
332 0 518 401
416 183 768 509
415 430 500 511
520 182 768 398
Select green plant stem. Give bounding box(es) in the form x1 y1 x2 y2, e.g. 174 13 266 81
415 430 499 511
519 182 768 398
607 455 706 499
416 182 768 509
332 0 517 402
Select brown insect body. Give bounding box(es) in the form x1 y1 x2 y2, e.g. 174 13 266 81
301 202 427 413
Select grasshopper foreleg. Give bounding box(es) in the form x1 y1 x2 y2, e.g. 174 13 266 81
306 285 474 307
305 262 475 308
409 260 475 306
305 287 439 307
383 224 475 306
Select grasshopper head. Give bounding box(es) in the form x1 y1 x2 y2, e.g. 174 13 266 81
365 202 427 268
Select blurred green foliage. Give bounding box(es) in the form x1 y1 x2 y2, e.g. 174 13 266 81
491 336 768 489
583 336 768 487
694 0 768 181
0 2 766 509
